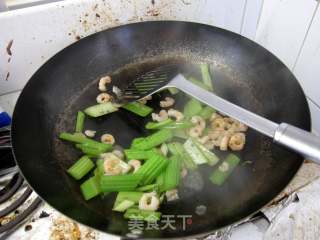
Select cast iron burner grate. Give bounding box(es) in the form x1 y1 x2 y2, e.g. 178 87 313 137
0 127 42 239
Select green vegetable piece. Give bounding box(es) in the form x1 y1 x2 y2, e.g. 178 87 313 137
183 138 207 165
114 192 143 207
124 208 161 221
172 129 188 139
210 154 240 186
145 118 173 130
157 155 181 192
96 158 105 175
163 120 194 130
136 184 157 192
183 98 202 118
131 129 173 150
136 153 169 185
67 156 94 180
84 102 119 117
188 76 211 91
113 200 135 212
75 111 85 133
191 138 220 166
122 102 153 117
198 106 215 120
200 63 213 91
167 142 197 170
124 149 154 160
99 174 142 192
80 175 101 200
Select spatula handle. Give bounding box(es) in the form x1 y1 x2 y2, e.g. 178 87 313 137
275 123 320 164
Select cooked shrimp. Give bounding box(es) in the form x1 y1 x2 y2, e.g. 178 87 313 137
198 135 209 144
151 110 168 122
231 120 248 132
101 134 115 145
98 76 112 91
165 189 179 202
139 192 160 211
160 97 175 108
210 112 222 121
220 134 231 151
160 143 168 156
204 141 215 150
128 160 141 173
211 117 226 131
191 115 206 129
228 132 246 151
208 130 224 146
103 156 122 176
168 109 184 121
112 149 124 159
188 126 203 138
138 95 152 105
96 93 112 103
84 130 96 138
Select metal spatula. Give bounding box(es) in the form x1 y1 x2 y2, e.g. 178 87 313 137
121 65 320 163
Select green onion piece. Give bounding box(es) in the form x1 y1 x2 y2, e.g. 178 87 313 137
131 129 173 150
84 102 119 117
113 200 135 212
200 63 213 91
158 155 181 192
188 76 212 91
99 174 142 192
75 111 85 132
163 120 194 130
79 141 112 152
167 142 197 170
122 102 153 117
210 154 240 186
183 98 202 118
67 156 94 180
76 145 102 157
191 138 220 166
145 118 174 130
183 138 207 165
136 153 169 185
172 129 188 139
124 208 161 221
198 106 215 120
136 184 157 192
168 87 179 95
80 175 101 200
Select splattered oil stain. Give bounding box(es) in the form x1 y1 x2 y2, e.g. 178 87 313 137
5 72 10 81
75 35 81 41
151 0 155 5
6 40 13 56
96 13 100 18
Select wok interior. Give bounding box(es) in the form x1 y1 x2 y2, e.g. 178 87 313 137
12 22 310 238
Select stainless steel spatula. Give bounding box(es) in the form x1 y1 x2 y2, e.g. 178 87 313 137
121 65 320 163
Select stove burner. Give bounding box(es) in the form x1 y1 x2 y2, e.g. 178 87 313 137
0 126 42 239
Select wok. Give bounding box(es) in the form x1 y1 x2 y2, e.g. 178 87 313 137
12 21 310 238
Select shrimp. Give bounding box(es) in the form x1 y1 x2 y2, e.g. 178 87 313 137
103 155 122 175
198 135 209 144
96 93 112 104
112 149 124 159
160 97 175 108
160 143 168 156
138 95 152 105
211 117 226 131
188 126 203 138
220 134 231 151
208 130 224 146
151 110 168 122
228 132 246 151
210 112 222 121
231 120 248 132
191 116 206 129
84 130 96 138
168 109 184 121
101 134 115 145
128 160 141 173
139 192 160 211
98 76 111 91
103 153 131 175
165 189 179 202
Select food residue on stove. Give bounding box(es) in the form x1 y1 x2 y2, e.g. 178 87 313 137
6 39 13 56
75 35 81 41
151 0 155 5
24 224 32 231
39 210 50 218
5 72 10 81
95 13 100 18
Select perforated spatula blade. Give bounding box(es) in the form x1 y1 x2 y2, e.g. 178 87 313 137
121 65 320 164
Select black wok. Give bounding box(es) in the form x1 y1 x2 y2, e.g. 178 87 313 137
12 21 310 239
